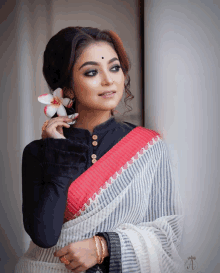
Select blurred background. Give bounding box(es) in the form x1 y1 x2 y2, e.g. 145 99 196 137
0 0 220 272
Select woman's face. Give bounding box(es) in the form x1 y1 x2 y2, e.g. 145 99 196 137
72 42 125 113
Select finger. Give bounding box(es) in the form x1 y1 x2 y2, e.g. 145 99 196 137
65 263 82 272
70 265 86 273
47 122 70 130
47 118 76 128
57 127 63 135
41 130 48 140
58 122 70 128
68 113 79 119
65 260 81 270
64 253 78 264
53 131 66 139
48 118 71 127
47 114 79 127
54 246 69 257
47 116 74 126
67 120 76 125
53 113 79 121
57 116 74 121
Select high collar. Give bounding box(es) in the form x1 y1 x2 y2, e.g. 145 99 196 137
63 116 118 140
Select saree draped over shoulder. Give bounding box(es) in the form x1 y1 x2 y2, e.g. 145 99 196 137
15 126 184 273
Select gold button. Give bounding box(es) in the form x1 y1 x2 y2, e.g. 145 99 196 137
91 154 97 159
92 141 98 146
92 135 98 140
92 158 97 163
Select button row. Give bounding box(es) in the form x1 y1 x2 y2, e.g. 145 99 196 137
92 135 98 164
91 153 97 163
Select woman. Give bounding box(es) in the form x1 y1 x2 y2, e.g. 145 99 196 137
15 27 184 273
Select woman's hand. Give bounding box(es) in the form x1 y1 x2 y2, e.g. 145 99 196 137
54 238 97 272
42 114 79 139
54 237 109 272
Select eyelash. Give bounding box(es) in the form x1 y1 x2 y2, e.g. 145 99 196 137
84 65 121 77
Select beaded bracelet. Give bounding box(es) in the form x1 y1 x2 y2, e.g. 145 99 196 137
93 235 102 264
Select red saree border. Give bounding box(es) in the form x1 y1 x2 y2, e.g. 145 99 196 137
64 127 161 221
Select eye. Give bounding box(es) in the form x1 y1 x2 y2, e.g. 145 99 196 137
111 65 121 72
84 70 98 77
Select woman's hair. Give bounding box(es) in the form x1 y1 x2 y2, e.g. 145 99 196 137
43 26 134 116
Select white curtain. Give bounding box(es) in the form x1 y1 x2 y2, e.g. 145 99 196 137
0 1 51 272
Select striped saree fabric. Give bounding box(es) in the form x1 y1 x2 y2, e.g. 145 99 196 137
15 127 184 273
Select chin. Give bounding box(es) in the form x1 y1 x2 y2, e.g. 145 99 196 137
99 102 119 110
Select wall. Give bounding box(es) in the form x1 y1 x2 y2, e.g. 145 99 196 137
144 0 220 272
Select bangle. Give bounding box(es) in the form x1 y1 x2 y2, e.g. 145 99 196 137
42 120 49 132
97 236 105 264
93 235 102 264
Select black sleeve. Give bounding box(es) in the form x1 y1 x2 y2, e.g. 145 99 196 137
22 138 88 248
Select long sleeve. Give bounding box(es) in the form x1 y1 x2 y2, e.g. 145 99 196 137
110 140 184 273
22 138 88 248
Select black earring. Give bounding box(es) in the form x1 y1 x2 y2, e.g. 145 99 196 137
102 57 104 59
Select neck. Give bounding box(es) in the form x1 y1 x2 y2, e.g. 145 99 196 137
72 109 112 133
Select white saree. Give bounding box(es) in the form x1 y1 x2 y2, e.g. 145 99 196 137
15 128 184 273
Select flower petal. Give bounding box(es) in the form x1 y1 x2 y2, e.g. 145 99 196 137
44 104 58 118
57 104 67 116
53 88 63 99
62 98 72 108
38 94 53 104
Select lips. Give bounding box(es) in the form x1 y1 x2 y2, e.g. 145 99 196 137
99 91 116 96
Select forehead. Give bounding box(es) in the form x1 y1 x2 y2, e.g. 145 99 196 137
78 42 117 61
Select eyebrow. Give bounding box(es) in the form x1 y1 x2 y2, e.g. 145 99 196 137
79 57 119 70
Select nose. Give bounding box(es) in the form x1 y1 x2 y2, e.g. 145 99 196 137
101 71 114 86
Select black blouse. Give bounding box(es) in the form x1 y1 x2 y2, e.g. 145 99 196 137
22 116 137 272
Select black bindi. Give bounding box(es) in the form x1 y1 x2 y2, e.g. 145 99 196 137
102 57 104 59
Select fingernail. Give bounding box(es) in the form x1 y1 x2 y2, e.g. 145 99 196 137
73 113 79 118
67 120 76 125
68 113 79 119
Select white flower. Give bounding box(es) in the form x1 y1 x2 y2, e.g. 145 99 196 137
38 88 73 118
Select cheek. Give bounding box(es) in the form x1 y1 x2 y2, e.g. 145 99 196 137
74 81 99 103
91 78 99 85
75 77 98 93
78 77 100 90
116 73 125 87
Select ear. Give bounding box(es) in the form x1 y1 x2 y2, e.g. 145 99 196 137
63 87 75 100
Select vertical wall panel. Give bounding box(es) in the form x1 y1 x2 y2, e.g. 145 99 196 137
144 1 220 272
